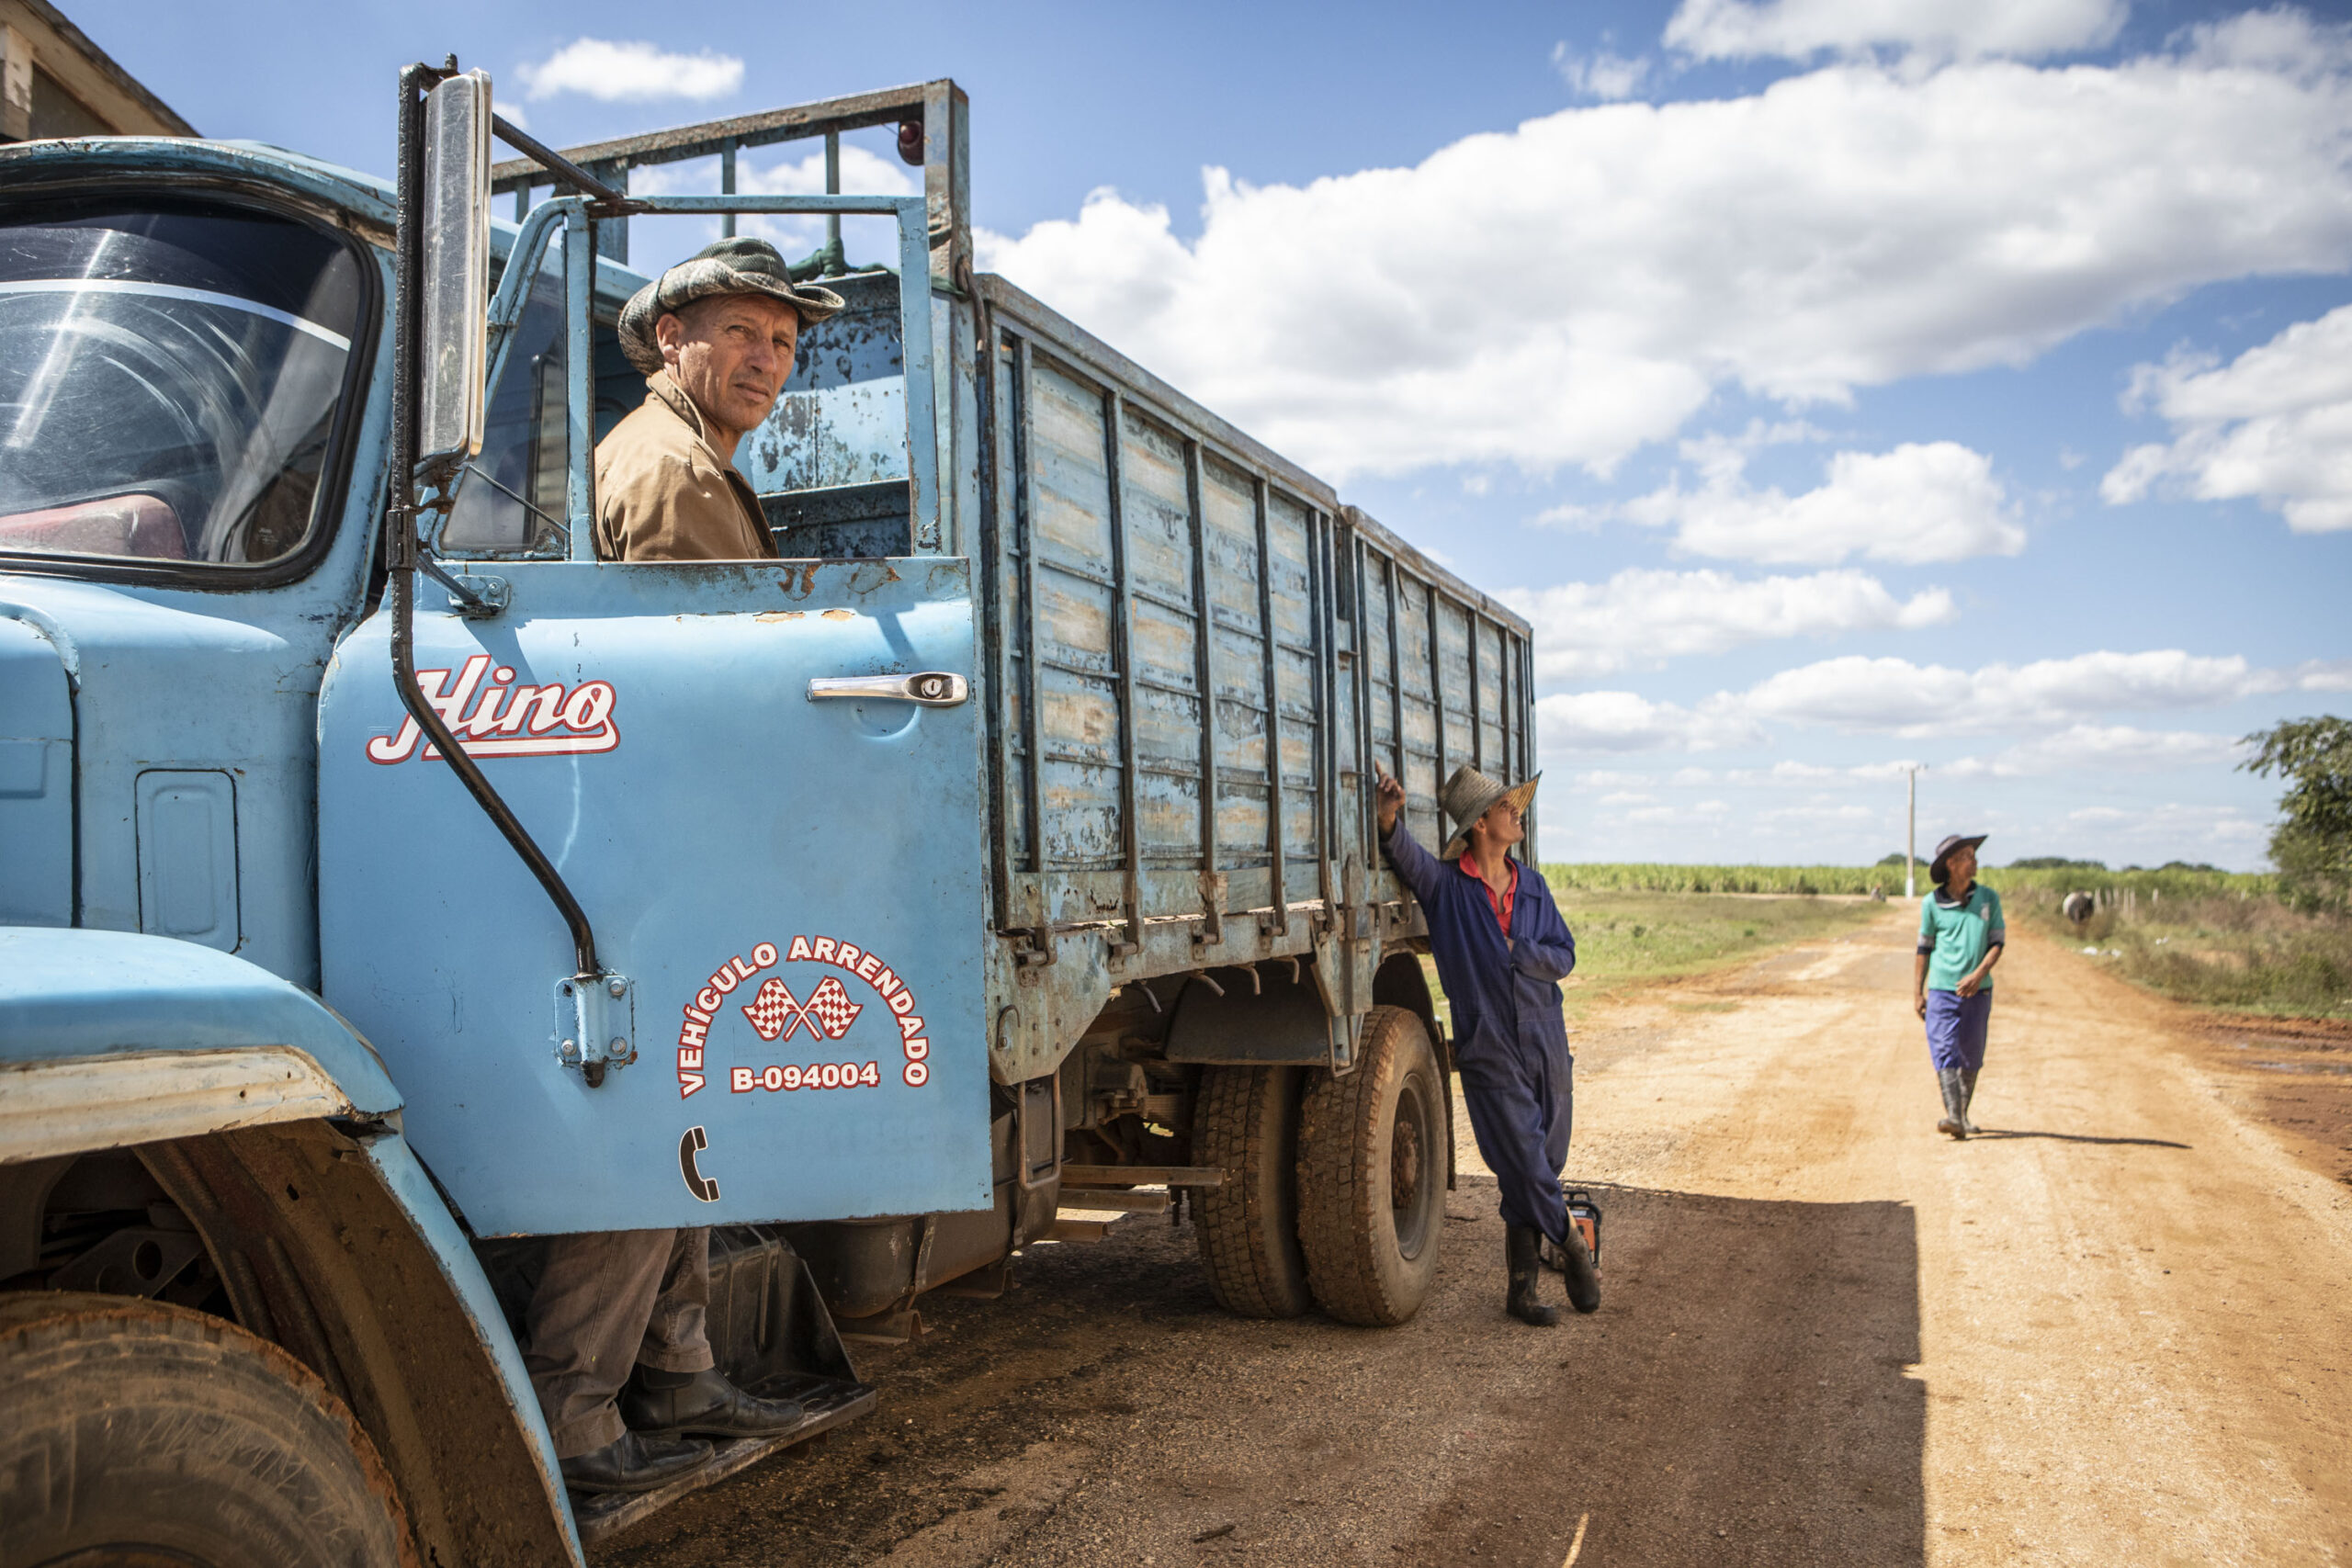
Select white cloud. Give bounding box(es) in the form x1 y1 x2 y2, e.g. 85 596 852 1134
2102 302 2352 532
1553 42 1653 99
1623 438 2024 563
1535 691 1762 753
517 39 743 103
1505 565 1955 680
1540 648 2307 759
1664 0 2127 62
1946 724 2249 775
1740 649 2284 735
978 44 2352 479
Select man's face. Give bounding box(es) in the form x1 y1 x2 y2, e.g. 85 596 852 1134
657 293 801 441
1945 844 1977 886
1476 798 1526 854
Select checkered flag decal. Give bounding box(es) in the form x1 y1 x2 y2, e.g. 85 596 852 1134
740 976 863 1042
741 978 801 1041
803 976 863 1038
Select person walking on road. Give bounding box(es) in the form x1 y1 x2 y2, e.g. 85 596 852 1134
1374 761 1600 1325
1914 832 2006 1140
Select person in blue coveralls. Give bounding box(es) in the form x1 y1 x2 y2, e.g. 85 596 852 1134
1374 761 1600 1325
1914 832 2006 1140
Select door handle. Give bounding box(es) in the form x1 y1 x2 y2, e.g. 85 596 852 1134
807 672 969 706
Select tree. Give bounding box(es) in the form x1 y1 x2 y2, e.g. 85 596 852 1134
2241 716 2352 911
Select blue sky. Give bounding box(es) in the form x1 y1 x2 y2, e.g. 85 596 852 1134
85 0 2352 870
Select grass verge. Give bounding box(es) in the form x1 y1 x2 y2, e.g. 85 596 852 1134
2011 886 2352 1019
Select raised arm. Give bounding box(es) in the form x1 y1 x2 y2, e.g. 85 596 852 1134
1374 763 1446 907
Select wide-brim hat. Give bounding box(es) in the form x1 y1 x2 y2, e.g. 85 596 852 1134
616 237 846 376
1437 764 1540 861
1929 832 1987 887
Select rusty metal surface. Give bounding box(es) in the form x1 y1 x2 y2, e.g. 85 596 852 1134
976 280 1531 1085
490 83 945 190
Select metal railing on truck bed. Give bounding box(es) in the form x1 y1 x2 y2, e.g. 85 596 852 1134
972 274 1534 1073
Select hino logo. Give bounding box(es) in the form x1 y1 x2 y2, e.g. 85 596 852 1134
366 654 620 763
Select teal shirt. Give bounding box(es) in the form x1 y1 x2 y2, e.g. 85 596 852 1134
1918 884 2005 993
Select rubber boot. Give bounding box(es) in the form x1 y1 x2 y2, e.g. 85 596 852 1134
1550 1224 1602 1315
1960 1068 1982 1135
1505 1224 1559 1326
1936 1069 1968 1140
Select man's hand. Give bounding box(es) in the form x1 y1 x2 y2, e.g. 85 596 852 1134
1914 991 1928 1019
1374 763 1405 836
1956 971 1984 998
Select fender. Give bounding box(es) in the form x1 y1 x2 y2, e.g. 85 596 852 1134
0 928 582 1564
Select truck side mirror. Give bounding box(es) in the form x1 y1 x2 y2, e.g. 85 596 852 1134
419 69 493 474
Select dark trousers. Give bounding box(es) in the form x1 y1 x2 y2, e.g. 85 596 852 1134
524 1226 715 1458
1458 1042 1574 1248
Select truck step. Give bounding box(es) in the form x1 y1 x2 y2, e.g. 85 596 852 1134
1055 1187 1170 1213
1059 1164 1225 1189
571 1372 876 1545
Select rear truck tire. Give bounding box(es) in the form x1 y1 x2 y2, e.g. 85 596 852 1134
1192 1065 1312 1318
1295 1006 1446 1326
0 1292 418 1568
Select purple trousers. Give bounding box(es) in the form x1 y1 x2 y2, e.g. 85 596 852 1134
1924 988 1991 1073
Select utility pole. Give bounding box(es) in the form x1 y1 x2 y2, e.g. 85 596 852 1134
1905 766 1923 899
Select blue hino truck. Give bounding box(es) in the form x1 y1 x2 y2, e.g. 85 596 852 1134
0 63 1538 1562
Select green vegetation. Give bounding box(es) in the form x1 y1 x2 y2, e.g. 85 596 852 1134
2242 715 2352 913
1542 863 1903 896
1555 889 1884 996
2012 883 2351 1019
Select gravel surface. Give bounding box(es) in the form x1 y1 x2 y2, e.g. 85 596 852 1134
597 912 2352 1567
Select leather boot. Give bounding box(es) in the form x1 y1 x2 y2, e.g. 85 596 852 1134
1960 1068 1982 1135
1505 1224 1559 1326
1936 1069 1968 1139
619 1366 806 1441
560 1429 714 1495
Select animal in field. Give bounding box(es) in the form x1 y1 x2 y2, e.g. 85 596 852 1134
2061 891 2095 925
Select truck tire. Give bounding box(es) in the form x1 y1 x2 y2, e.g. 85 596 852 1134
1295 1006 1445 1326
1192 1065 1312 1318
0 1292 417 1568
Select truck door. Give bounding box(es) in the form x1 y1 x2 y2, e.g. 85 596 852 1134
316 186 990 1236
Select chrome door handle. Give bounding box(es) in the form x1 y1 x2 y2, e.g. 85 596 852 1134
807 671 970 706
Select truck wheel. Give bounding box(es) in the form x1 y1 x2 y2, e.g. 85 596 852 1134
1193 1065 1312 1318
0 1292 416 1568
1295 1006 1445 1326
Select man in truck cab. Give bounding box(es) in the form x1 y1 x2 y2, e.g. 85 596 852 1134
526 238 846 1495
1374 762 1601 1326
594 235 844 561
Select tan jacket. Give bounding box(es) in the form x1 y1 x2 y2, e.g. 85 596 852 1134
592 373 777 562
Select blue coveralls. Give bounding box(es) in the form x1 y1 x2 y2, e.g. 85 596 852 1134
1383 818 1578 1248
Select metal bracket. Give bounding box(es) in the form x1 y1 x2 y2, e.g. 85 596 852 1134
1193 870 1227 952
449 572 511 619
555 972 635 1087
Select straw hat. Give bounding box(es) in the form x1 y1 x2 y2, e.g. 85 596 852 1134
1437 764 1540 861
616 237 846 377
1928 832 1987 887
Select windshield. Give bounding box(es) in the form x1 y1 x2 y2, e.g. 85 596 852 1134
0 202 368 569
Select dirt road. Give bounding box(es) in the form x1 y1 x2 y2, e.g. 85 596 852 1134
599 910 2352 1568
